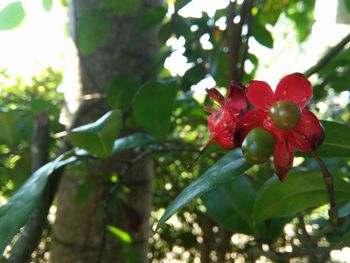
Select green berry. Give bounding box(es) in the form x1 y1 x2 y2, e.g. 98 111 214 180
242 127 276 164
269 100 302 130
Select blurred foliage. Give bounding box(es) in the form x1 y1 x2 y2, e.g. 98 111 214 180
0 0 350 262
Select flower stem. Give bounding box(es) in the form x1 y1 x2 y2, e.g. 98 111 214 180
312 151 338 227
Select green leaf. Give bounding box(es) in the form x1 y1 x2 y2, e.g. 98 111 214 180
103 0 141 15
202 175 256 234
133 80 177 140
316 121 350 157
106 75 140 111
0 2 25 30
0 109 20 146
76 10 110 55
157 149 252 228
345 0 350 13
42 0 53 12
108 226 132 244
139 6 167 31
112 133 155 154
70 110 122 158
253 172 350 223
252 24 274 48
0 153 77 255
75 178 98 207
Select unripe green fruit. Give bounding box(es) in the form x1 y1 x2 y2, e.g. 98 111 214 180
242 127 276 164
269 100 301 130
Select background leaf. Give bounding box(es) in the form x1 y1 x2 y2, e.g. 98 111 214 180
157 149 252 228
70 110 122 158
252 23 273 48
133 81 177 140
106 75 140 111
42 0 53 12
76 10 109 55
139 6 167 31
0 2 25 30
103 0 141 15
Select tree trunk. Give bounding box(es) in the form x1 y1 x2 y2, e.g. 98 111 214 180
51 0 161 262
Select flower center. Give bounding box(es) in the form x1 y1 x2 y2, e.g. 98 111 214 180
269 100 301 130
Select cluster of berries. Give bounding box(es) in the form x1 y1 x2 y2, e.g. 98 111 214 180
201 73 324 181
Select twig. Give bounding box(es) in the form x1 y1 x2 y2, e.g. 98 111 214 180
305 33 350 77
312 151 338 227
227 0 236 81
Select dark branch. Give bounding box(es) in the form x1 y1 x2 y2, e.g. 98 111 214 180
305 33 350 77
312 151 338 227
7 111 51 263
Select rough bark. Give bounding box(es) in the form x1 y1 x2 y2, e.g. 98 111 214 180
51 0 161 262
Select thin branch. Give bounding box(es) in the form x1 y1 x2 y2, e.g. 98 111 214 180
312 151 338 227
7 111 51 263
227 0 236 81
305 33 350 77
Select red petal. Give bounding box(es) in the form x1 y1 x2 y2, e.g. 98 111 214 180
290 110 325 152
273 135 294 181
247 80 275 112
275 73 312 109
225 81 248 115
206 88 225 106
208 109 236 149
234 109 267 147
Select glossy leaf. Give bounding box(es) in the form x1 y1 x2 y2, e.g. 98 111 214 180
202 175 256 234
103 0 141 15
0 2 25 30
112 133 155 154
316 121 350 157
70 110 122 158
253 172 350 223
157 149 252 228
106 75 140 111
133 81 177 140
0 153 77 255
42 0 53 11
76 10 109 55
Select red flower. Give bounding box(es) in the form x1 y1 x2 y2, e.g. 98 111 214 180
235 73 324 181
188 81 248 169
204 81 248 149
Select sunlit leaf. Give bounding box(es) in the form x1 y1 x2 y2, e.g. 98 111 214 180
0 2 25 30
42 0 53 12
70 110 122 158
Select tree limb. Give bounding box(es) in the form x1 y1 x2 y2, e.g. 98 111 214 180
305 33 350 77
